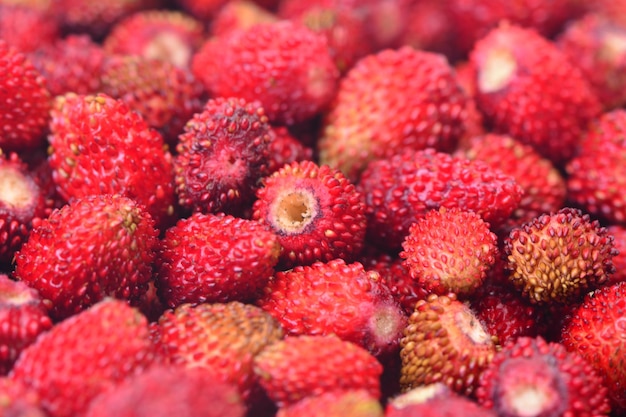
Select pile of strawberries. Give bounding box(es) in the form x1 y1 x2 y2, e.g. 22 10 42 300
2 0 626 416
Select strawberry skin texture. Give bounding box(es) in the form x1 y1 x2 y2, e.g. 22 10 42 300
0 39 51 152
470 23 602 165
47 93 176 228
155 212 280 308
317 46 468 181
10 299 156 417
0 4 59 53
358 148 523 251
192 20 340 125
253 334 383 407
14 194 159 321
277 389 383 417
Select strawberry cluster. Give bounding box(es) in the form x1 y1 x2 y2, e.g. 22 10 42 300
1 1 626 416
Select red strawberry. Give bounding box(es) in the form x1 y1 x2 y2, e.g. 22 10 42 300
0 4 59 53
266 126 314 174
256 258 407 357
476 336 611 417
28 34 105 96
277 390 383 417
561 282 626 412
558 13 626 110
101 54 206 146
174 96 272 216
358 148 523 251
14 194 159 320
0 275 52 375
192 20 339 125
177 0 230 20
400 207 498 298
47 93 176 228
10 299 156 417
253 334 383 407
0 39 51 152
566 109 626 225
398 0 457 60
252 160 366 268
400 293 498 396
151 301 284 401
317 46 469 181
470 22 602 165
103 9 205 68
386 383 497 417
504 207 617 305
0 376 46 416
210 0 278 37
155 212 280 308
457 133 567 234
84 365 246 417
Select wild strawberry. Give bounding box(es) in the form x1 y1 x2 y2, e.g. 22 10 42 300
101 54 206 146
398 0 457 60
476 336 611 417
504 207 617 305
174 97 272 216
192 20 339 125
561 282 626 412
400 293 498 396
470 22 602 165
84 365 246 417
277 390 383 417
256 259 407 357
457 133 567 234
14 194 159 320
211 0 278 37
566 109 626 225
386 383 497 417
103 9 205 68
252 160 367 268
266 126 314 174
0 4 58 53
10 299 156 417
253 334 383 407
155 212 280 308
401 207 498 298
317 47 468 181
28 34 105 96
151 301 284 401
558 13 626 110
47 93 176 228
0 275 52 375
358 148 523 251
0 39 51 152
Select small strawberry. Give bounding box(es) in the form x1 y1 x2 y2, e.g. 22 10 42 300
358 148 523 251
103 9 205 68
504 207 617 305
277 390 383 417
84 365 246 417
14 194 159 320
192 20 339 125
151 301 284 401
476 336 611 417
0 4 59 53
470 22 602 165
0 275 52 375
253 334 383 407
252 160 367 268
155 212 280 308
400 207 498 298
317 46 468 181
400 293 498 397
266 126 314 174
174 96 272 216
397 0 457 60
561 282 626 412
47 93 176 228
0 39 51 152
256 259 407 357
10 299 156 417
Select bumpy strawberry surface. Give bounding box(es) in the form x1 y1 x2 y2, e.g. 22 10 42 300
10 299 156 417
156 212 280 307
358 148 523 251
47 93 176 227
0 4 59 53
256 258 407 357
192 20 339 125
14 194 159 320
318 46 468 181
